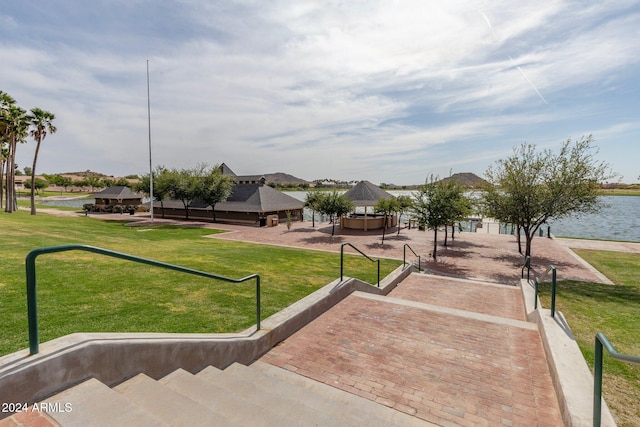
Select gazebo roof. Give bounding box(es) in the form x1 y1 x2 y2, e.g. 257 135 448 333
342 180 393 207
93 186 141 200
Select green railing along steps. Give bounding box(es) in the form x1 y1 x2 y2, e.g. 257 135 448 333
340 243 380 287
521 255 531 282
25 244 261 355
403 244 421 272
593 333 640 427
535 265 557 317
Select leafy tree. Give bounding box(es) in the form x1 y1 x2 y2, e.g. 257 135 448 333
304 191 327 227
317 191 354 236
413 175 471 260
395 195 414 236
374 197 399 244
481 136 611 259
24 177 49 194
136 166 173 218
441 178 472 246
27 107 56 215
23 166 32 176
196 164 235 222
167 167 200 220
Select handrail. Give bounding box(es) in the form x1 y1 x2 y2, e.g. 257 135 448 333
340 242 380 287
25 244 261 355
521 256 531 282
534 265 557 317
403 244 421 272
593 333 640 426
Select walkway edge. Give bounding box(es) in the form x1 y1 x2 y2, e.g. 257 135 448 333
520 279 616 427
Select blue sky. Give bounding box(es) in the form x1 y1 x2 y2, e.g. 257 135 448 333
2 0 639 185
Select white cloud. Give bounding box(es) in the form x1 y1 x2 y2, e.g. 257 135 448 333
5 0 640 184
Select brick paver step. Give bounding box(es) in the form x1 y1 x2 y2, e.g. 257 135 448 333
261 292 563 426
389 273 527 321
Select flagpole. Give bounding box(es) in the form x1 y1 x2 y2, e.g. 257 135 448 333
147 59 154 223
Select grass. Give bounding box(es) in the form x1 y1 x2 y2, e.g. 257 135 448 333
0 210 401 356
538 250 640 427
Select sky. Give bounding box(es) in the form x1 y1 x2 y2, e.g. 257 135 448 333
2 1 639 185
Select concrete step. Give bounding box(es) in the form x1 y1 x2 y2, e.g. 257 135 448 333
158 368 292 426
241 361 435 427
197 364 340 426
113 373 236 427
42 378 167 427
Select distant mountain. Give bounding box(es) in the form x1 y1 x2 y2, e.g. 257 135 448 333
439 173 488 189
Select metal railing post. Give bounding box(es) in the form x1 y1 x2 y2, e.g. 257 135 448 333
550 267 557 318
340 244 345 282
25 251 40 355
255 276 261 330
593 333 640 426
593 335 604 427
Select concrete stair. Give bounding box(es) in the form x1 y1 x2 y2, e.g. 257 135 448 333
38 361 433 426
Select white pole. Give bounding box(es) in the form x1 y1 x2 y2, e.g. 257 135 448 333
147 59 154 223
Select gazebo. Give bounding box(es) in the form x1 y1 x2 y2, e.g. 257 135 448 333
340 180 397 231
92 186 143 213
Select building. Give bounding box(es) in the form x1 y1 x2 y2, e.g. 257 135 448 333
153 164 304 225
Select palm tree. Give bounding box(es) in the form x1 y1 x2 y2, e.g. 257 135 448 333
1 93 29 213
0 91 14 210
28 108 56 215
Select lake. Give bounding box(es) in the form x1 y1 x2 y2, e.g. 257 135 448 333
41 193 640 242
288 192 640 243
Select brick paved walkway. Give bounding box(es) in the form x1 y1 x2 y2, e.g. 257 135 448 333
261 274 564 426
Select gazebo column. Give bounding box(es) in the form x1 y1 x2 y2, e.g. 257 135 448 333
364 206 368 231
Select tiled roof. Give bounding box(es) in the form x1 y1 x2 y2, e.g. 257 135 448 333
342 180 392 206
217 184 303 212
162 184 303 213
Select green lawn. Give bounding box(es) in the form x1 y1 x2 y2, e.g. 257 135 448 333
0 210 401 356
538 250 640 427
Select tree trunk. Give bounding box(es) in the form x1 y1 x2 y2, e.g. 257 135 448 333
381 214 387 243
444 225 448 247
525 233 533 259
451 223 456 241
312 210 315 227
0 159 4 209
5 142 15 212
30 140 41 215
211 203 217 222
517 226 522 255
432 228 438 260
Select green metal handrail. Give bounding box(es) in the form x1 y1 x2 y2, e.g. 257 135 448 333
521 256 531 282
593 333 640 426
403 244 421 272
534 265 557 317
25 244 261 355
340 242 380 287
